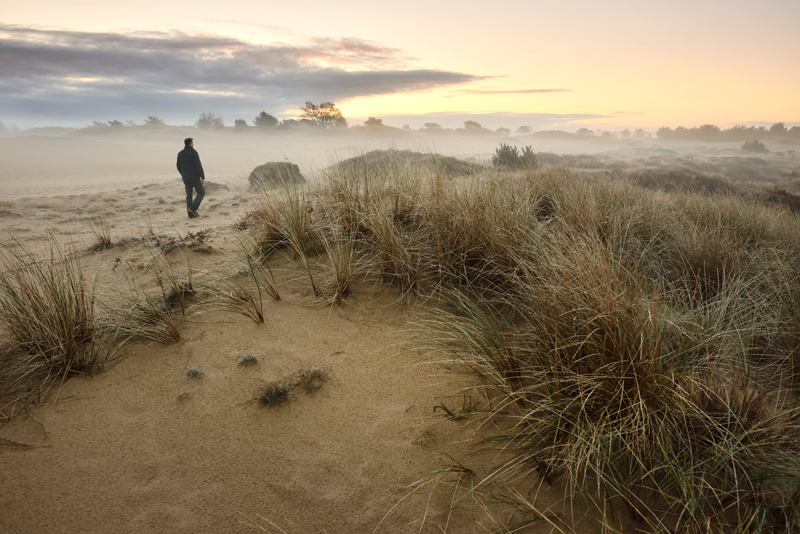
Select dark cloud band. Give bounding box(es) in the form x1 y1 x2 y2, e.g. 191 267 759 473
0 25 485 123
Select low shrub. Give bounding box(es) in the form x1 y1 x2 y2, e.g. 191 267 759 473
257 381 290 407
184 366 204 378
236 354 260 367
297 366 326 394
742 139 769 153
491 143 538 168
248 162 306 190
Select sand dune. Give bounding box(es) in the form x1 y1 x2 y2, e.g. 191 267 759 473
0 177 493 533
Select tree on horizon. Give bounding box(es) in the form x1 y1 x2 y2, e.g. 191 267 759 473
300 102 347 128
254 111 278 128
195 112 224 130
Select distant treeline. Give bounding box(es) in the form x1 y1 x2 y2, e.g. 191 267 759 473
656 123 799 141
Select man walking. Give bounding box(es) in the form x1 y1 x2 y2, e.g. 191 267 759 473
177 137 205 218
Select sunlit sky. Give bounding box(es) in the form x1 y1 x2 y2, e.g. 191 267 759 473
3 0 799 130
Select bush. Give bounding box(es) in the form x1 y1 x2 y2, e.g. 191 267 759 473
195 112 224 130
770 122 788 135
234 119 249 131
248 161 306 190
253 111 278 128
491 143 538 168
742 139 770 153
143 116 165 126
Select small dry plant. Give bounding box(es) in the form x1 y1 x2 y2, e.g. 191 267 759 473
257 381 290 407
255 366 327 407
212 242 280 323
103 265 181 343
86 216 113 252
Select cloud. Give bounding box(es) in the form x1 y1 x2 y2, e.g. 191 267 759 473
0 25 485 124
461 88 571 95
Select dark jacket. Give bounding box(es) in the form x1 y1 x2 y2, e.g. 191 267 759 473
177 146 205 182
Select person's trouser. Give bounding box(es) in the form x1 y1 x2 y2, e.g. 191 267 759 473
184 180 205 212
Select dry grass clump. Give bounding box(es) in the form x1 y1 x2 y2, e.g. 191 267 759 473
255 367 327 407
0 238 118 376
257 381 290 407
330 149 481 179
0 237 125 421
103 263 182 344
236 354 260 367
251 183 319 294
86 216 113 252
297 366 326 394
184 366 204 378
211 242 280 323
245 156 800 530
626 166 734 195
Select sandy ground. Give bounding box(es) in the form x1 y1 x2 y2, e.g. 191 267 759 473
6 130 782 532
0 144 592 533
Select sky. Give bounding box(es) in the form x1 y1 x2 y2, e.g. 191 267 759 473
2 0 799 131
